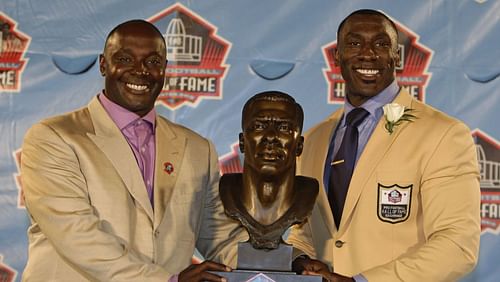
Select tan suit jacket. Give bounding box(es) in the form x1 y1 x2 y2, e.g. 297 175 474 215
21 97 242 281
287 89 480 281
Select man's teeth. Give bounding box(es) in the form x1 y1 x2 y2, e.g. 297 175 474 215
126 83 148 91
356 69 379 75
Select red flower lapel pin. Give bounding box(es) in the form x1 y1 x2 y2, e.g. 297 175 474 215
164 162 174 174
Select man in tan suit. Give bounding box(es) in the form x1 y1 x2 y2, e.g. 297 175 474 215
21 20 243 282
288 9 480 282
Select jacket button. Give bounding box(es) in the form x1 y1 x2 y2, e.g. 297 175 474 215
335 240 344 248
154 230 160 237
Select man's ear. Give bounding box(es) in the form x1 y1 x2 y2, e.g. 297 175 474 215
296 136 304 157
334 47 340 66
99 54 106 76
394 47 402 68
239 132 244 153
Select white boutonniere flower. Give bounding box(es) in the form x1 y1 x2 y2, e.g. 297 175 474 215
382 103 416 134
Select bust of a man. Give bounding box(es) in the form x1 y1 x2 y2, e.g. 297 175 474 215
220 91 318 250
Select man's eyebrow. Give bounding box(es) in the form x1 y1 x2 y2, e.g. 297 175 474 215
113 48 163 57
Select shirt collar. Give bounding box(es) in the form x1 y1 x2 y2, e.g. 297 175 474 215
342 80 400 123
98 92 156 131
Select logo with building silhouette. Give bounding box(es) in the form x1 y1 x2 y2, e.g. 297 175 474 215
0 255 17 282
148 3 231 110
472 129 500 234
0 12 30 93
322 14 432 104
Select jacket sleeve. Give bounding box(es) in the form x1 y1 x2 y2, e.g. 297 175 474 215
287 217 319 260
194 140 248 268
362 122 481 282
21 122 172 281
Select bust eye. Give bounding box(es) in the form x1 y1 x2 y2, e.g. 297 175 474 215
252 122 266 131
278 123 291 132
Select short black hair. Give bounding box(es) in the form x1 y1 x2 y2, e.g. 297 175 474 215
242 91 304 132
337 9 398 43
104 19 165 50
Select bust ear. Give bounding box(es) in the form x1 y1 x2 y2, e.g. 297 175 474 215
239 132 244 153
296 136 304 156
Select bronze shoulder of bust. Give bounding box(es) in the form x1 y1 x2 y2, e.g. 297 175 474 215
219 173 318 249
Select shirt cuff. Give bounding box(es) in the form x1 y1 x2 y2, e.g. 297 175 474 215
353 274 368 282
168 274 179 282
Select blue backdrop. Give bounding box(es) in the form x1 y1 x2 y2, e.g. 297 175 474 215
0 1 498 281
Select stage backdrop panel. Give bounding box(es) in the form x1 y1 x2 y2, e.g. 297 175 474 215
0 1 498 281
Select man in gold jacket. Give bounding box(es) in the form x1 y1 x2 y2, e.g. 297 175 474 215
288 9 480 282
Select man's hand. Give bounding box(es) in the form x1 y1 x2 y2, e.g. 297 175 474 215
178 261 231 282
292 256 354 282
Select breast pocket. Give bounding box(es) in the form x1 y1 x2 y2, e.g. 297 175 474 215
376 170 418 224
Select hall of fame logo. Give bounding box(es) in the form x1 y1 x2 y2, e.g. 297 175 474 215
218 142 243 175
322 14 433 104
148 3 231 110
0 12 30 93
0 255 17 282
472 129 500 234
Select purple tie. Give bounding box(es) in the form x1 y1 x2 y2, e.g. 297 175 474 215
133 121 154 206
328 108 369 228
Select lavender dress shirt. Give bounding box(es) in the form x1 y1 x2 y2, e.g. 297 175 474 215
99 93 156 207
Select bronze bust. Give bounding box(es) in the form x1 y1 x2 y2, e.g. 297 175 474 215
220 91 319 250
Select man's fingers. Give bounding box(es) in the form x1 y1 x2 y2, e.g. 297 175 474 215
303 270 322 276
198 270 228 282
198 260 232 272
178 261 232 282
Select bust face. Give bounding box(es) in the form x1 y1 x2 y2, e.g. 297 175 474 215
241 99 303 178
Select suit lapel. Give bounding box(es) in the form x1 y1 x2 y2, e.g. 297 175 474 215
153 118 186 229
86 97 154 221
340 89 414 231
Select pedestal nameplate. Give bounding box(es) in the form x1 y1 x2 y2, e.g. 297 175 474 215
211 242 321 282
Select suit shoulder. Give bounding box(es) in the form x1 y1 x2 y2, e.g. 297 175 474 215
27 106 92 136
412 99 469 131
304 109 342 139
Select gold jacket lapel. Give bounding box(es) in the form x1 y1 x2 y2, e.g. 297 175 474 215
340 89 414 231
311 109 344 236
86 97 154 221
153 118 186 229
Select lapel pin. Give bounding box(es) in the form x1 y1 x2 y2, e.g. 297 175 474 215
164 162 174 174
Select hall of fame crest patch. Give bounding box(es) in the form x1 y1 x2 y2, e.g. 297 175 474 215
377 184 413 223
1 12 31 93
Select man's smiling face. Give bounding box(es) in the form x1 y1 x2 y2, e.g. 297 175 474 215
335 13 400 107
99 21 167 117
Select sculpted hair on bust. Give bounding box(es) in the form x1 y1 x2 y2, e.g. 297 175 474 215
241 91 304 132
